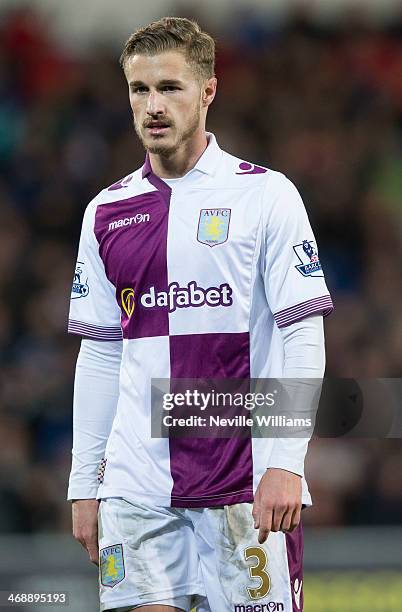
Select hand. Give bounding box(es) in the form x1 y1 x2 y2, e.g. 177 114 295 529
252 468 302 544
72 499 100 565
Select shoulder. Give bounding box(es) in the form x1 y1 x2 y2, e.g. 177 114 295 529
82 167 147 223
261 171 307 224
103 167 143 194
218 149 271 188
99 167 146 203
218 149 299 200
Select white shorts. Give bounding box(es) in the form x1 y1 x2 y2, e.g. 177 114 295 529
98 498 303 612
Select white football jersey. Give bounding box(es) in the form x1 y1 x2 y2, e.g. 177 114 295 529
68 134 333 507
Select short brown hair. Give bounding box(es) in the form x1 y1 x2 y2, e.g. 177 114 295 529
120 17 215 81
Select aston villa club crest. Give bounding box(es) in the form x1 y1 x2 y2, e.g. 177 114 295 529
197 208 231 247
100 544 125 588
293 240 323 277
71 261 89 299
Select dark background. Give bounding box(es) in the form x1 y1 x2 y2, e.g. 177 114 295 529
0 4 401 536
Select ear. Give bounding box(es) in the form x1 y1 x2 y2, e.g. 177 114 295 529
202 77 217 108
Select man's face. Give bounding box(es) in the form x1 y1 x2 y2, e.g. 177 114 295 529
125 51 205 156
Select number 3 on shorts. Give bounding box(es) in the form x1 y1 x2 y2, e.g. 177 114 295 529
244 546 271 600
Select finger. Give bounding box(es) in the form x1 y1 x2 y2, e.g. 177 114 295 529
289 505 302 532
280 508 293 532
90 554 99 566
73 533 87 550
86 540 99 565
271 506 286 532
258 509 273 544
252 498 261 528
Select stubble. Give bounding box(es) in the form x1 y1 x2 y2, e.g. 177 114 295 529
133 104 201 157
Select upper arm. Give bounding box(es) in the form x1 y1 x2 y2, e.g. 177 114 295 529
68 203 122 341
262 174 333 329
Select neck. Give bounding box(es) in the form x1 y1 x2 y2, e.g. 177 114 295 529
148 129 208 178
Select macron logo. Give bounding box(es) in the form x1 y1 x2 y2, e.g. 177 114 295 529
108 213 150 231
294 578 302 609
236 162 267 175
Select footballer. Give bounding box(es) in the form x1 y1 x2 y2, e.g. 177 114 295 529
68 17 333 612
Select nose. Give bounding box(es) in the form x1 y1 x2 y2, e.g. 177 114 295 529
146 90 165 116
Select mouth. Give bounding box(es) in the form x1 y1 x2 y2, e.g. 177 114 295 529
145 122 171 136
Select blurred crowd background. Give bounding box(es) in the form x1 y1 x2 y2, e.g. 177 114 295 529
0 3 401 534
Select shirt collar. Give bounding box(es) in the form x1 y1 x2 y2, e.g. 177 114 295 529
142 132 221 179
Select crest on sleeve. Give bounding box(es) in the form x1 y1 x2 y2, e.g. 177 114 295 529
71 261 89 299
100 544 125 587
293 240 323 277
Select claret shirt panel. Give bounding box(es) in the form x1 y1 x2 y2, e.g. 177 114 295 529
68 133 333 507
94 189 170 340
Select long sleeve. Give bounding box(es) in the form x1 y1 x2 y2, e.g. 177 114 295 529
266 313 325 476
67 338 122 500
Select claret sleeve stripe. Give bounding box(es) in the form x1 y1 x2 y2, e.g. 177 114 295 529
274 295 334 329
68 319 123 341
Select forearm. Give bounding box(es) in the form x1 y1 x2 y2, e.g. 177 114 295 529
67 339 122 500
267 314 325 476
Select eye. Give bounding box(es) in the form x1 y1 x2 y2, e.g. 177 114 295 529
131 86 148 94
161 85 179 92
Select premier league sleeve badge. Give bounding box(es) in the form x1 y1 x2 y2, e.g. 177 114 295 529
293 240 323 277
71 261 90 299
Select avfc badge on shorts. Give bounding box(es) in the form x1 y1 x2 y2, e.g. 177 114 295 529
197 208 231 247
293 240 323 277
71 261 89 299
100 544 125 588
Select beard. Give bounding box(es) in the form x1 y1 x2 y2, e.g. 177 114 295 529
134 105 201 157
